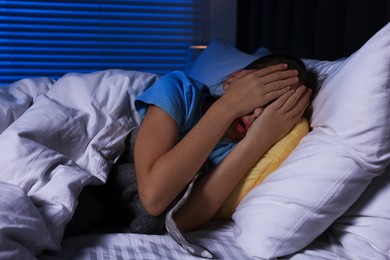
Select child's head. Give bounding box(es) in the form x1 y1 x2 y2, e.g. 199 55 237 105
221 54 318 141
244 54 318 120
243 54 318 91
222 54 318 95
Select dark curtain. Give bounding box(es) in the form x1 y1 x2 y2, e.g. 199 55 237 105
236 0 390 60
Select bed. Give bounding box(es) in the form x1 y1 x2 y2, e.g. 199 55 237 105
0 1 389 260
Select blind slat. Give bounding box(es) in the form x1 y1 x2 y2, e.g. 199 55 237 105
0 0 210 85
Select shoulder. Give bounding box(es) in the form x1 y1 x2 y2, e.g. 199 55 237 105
141 71 207 103
156 71 204 91
135 71 208 126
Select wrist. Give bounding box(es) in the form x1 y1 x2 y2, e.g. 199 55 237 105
213 95 240 120
241 131 274 155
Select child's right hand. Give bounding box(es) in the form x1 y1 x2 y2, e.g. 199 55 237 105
218 64 299 119
245 85 312 146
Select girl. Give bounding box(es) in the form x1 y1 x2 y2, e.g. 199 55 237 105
134 54 314 232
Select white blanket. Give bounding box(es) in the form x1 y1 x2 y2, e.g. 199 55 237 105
0 70 159 259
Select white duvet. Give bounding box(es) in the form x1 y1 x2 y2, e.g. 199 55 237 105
0 70 159 259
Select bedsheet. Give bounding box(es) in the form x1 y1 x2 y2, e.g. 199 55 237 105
39 221 253 260
0 70 159 259
38 220 352 260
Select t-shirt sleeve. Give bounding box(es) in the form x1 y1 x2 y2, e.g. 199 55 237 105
135 72 186 127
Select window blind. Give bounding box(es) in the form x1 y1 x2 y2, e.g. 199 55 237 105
0 0 210 85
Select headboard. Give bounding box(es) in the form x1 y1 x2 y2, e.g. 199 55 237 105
236 0 390 60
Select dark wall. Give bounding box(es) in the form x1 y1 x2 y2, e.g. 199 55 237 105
236 0 390 60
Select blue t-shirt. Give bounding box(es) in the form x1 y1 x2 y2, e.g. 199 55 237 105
135 71 235 166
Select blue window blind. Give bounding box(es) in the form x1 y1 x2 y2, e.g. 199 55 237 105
0 0 209 85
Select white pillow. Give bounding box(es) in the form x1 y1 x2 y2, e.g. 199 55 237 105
233 23 390 259
330 163 390 259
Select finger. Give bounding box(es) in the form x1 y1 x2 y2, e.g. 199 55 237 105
266 89 295 110
253 107 264 118
263 76 299 94
263 71 299 86
280 85 307 112
286 88 312 118
235 69 255 80
248 62 298 89
294 89 312 116
262 86 292 105
252 63 288 78
260 74 300 102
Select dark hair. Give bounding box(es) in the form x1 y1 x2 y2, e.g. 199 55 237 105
244 54 318 91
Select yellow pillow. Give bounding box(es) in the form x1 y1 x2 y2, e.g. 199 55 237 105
213 118 309 220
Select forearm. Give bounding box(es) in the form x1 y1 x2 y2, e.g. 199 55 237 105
173 134 273 232
135 100 236 215
135 65 302 217
173 86 311 230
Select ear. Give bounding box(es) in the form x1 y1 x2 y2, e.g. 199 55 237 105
223 70 242 90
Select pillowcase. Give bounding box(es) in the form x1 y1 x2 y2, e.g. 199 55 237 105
213 118 309 220
186 38 271 95
329 163 390 259
233 23 390 259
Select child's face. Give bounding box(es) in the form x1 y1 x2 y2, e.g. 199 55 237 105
221 69 304 142
224 108 262 142
221 69 262 142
